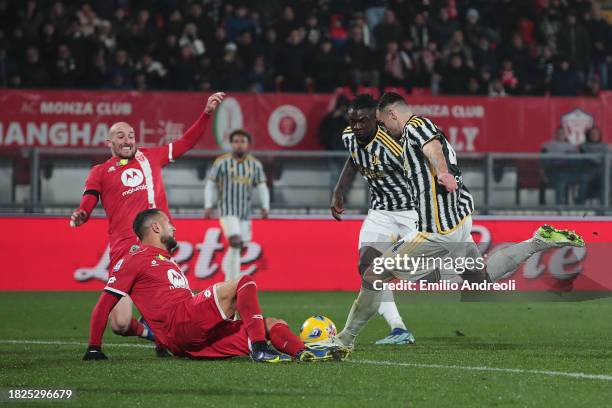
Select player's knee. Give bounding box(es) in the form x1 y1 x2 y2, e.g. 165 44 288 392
109 316 130 335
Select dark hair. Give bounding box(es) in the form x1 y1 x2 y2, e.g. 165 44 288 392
133 208 163 240
348 94 377 111
229 129 252 143
377 92 406 111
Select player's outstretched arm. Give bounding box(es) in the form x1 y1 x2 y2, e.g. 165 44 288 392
70 192 99 227
169 92 226 161
331 158 357 221
422 139 458 193
82 291 120 361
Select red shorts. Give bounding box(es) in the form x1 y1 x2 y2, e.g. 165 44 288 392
166 284 250 359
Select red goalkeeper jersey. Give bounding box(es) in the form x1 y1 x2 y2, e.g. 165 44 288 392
80 112 209 266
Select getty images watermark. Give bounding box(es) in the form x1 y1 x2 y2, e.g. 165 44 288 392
370 253 517 292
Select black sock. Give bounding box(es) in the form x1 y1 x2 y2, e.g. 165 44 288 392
251 341 268 353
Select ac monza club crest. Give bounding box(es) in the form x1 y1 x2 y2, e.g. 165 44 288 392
561 108 594 145
213 96 244 150
268 105 306 147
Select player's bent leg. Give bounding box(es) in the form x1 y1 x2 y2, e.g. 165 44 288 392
213 278 239 319
360 246 414 344
108 296 139 335
338 267 389 348
222 235 242 281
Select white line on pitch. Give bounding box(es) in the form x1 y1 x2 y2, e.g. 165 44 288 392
2 339 612 382
350 359 612 381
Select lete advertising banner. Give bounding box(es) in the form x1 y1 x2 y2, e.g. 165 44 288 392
1 90 611 152
2 217 611 292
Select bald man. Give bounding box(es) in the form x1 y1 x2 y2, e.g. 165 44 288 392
71 92 225 348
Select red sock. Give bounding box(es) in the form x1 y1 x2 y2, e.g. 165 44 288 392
236 275 266 343
122 318 144 337
268 322 305 357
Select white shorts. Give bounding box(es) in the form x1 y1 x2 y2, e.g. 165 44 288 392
359 209 419 253
383 215 481 283
220 216 252 242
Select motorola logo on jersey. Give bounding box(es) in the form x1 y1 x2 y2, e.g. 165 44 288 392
167 268 189 289
121 168 144 188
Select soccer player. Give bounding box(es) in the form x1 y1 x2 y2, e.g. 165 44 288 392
71 92 225 344
204 129 269 281
337 92 585 347
331 94 416 345
82 208 348 363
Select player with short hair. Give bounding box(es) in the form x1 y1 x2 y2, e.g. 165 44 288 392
337 92 585 347
71 92 225 345
204 129 269 281
82 208 348 363
331 94 416 345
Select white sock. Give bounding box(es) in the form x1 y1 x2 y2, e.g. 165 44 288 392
377 290 406 330
486 239 550 281
222 247 241 281
338 287 382 346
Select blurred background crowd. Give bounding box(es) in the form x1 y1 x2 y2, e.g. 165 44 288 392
1 0 611 96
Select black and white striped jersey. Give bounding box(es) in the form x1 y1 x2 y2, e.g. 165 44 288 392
207 153 266 220
342 125 414 211
401 116 474 234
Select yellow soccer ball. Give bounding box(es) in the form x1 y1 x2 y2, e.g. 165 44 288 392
299 315 337 343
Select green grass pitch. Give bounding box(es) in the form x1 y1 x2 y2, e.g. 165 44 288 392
1 292 612 407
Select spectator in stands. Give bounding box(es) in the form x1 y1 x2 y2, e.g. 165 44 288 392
277 29 307 92
540 127 580 205
226 4 256 42
21 47 48 88
304 14 323 46
236 31 258 71
135 53 167 90
409 12 430 51
440 53 471 95
488 77 507 97
472 36 497 77
499 59 520 95
501 33 532 92
431 7 458 47
311 38 342 92
179 23 205 58
329 14 348 48
247 55 273 92
344 23 375 88
577 127 608 203
557 12 591 77
584 3 611 89
107 49 133 89
380 40 414 91
373 9 402 49
442 29 473 69
532 46 555 95
214 42 244 91
52 44 79 88
463 8 483 50
550 57 581 96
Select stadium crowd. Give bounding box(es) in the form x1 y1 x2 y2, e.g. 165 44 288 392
0 0 610 96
